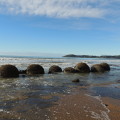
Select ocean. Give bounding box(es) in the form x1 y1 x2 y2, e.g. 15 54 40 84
0 56 120 120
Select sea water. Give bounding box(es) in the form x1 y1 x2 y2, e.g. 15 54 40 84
0 56 120 120
0 56 120 96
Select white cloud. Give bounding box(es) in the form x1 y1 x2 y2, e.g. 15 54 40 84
0 0 119 18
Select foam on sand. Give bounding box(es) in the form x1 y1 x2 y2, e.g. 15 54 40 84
85 94 110 120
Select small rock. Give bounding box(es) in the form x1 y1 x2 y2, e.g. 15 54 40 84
19 70 26 74
72 79 80 83
64 67 78 73
105 104 108 107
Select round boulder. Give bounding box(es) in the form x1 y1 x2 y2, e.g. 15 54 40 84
64 67 78 73
100 63 110 71
48 65 62 74
0 64 19 78
74 62 90 73
91 64 105 73
27 64 44 75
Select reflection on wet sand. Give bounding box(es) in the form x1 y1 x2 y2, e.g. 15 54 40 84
0 84 120 120
0 71 120 120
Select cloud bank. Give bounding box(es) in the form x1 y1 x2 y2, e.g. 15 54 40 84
0 0 119 18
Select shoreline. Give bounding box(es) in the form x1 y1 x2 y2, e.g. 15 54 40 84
0 85 120 120
0 57 120 120
63 54 120 59
47 86 120 120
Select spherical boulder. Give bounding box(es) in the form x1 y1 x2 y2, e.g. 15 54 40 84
48 65 62 74
0 64 19 78
27 64 44 75
64 67 78 73
100 63 110 71
74 62 90 73
91 64 105 73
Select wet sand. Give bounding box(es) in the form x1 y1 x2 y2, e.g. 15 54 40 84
0 97 119 120
102 97 120 120
0 85 120 120
48 88 120 120
49 89 110 120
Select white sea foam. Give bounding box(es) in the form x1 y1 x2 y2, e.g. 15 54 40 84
85 94 111 120
91 111 110 120
0 109 4 112
0 56 120 74
0 56 120 68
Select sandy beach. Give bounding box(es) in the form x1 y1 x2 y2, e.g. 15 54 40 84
0 56 120 120
48 87 120 120
0 85 120 120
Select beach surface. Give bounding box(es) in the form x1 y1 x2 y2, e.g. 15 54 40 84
46 86 120 120
0 56 120 120
0 84 120 120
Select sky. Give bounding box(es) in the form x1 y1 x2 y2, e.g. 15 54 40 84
0 0 120 57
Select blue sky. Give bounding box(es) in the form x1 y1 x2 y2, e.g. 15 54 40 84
0 0 120 57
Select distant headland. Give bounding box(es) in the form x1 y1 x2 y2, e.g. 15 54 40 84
63 54 120 59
